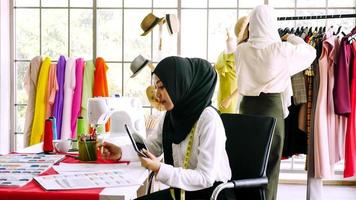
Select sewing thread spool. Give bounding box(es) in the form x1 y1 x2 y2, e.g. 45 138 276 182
43 119 54 153
49 116 57 140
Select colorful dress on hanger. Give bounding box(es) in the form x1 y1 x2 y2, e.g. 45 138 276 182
344 41 356 178
80 61 95 134
314 33 345 178
30 57 51 145
70 58 85 138
61 58 76 140
215 52 237 113
53 56 66 139
93 57 110 132
23 56 42 147
45 63 58 119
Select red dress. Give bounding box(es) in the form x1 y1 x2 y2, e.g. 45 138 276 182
344 41 356 177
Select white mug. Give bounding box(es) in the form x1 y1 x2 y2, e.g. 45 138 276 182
54 140 71 153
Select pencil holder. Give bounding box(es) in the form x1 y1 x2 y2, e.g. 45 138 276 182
78 140 98 162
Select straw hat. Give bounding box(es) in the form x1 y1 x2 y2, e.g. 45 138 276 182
234 16 250 44
140 13 165 36
165 14 180 35
146 85 165 111
130 55 149 78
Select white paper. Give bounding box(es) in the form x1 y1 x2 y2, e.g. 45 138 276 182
34 168 148 190
52 163 130 173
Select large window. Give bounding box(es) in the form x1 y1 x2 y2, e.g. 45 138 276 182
12 1 356 176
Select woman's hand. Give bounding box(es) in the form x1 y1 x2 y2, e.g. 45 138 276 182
101 142 122 161
139 149 161 173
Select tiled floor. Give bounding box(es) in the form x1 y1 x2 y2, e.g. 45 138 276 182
277 184 356 200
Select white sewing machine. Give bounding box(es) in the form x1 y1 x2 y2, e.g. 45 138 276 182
87 97 146 140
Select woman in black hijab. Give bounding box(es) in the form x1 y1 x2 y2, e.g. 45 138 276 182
102 56 231 200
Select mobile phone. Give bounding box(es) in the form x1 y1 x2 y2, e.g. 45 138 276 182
124 124 149 158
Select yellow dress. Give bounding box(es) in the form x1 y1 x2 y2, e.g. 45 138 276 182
215 52 237 113
30 57 51 145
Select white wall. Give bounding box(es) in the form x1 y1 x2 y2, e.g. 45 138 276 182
0 0 12 154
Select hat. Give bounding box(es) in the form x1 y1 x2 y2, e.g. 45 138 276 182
146 85 165 111
234 16 249 44
165 14 180 35
140 13 165 36
130 55 150 78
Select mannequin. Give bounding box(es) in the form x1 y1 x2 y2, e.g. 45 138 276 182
219 16 249 111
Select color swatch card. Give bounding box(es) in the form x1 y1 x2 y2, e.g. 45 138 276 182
0 154 65 163
0 154 64 187
34 168 147 190
0 163 52 175
0 174 34 187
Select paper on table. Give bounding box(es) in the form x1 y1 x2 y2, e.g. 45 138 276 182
0 154 65 163
52 163 130 173
34 168 147 190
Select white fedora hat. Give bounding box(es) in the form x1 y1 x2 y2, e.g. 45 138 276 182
165 14 180 35
130 55 150 78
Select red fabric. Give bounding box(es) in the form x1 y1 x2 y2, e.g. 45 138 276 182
0 155 129 200
344 42 356 178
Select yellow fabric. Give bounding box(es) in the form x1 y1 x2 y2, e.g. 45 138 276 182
215 52 237 113
30 57 51 145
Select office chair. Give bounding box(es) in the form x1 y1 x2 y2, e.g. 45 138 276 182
211 114 276 200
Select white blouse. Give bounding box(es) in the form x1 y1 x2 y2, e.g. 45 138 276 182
121 107 231 191
235 34 316 117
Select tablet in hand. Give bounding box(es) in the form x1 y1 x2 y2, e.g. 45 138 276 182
124 124 149 158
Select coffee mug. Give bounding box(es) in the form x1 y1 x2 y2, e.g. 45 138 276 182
54 140 71 153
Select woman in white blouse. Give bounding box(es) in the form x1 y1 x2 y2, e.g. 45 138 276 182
235 5 316 200
102 56 231 200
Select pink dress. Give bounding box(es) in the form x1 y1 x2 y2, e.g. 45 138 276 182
314 34 346 178
70 58 85 138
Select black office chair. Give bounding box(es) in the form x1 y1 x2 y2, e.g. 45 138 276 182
211 114 276 200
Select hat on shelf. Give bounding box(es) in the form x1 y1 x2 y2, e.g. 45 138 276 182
165 14 180 35
234 16 250 44
140 13 165 36
130 55 150 78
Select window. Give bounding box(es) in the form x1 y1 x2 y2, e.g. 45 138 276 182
12 0 356 177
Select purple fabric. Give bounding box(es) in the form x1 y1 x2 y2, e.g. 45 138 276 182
333 29 356 116
53 56 66 139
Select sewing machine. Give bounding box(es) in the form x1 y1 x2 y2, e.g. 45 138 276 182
87 97 146 140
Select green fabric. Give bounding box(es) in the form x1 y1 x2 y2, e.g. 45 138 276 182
215 52 237 113
80 60 95 133
239 93 284 200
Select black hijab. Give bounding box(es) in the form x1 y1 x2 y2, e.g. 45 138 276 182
153 56 217 165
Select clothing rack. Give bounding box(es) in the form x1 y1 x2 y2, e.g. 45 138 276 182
277 13 356 21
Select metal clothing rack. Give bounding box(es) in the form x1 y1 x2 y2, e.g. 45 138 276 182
277 13 356 21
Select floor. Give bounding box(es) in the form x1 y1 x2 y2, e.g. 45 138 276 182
277 184 356 200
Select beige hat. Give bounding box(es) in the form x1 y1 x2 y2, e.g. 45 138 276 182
234 16 249 44
140 13 165 36
165 14 180 35
130 55 150 78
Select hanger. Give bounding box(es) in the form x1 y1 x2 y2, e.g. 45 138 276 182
295 27 300 36
334 26 342 35
290 27 295 34
278 28 284 36
308 27 313 36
